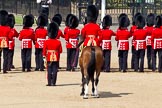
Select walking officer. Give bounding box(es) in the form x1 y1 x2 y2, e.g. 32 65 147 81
19 15 35 72
100 15 115 72
151 15 162 72
145 13 155 69
43 22 62 86
133 15 147 72
0 10 11 73
115 13 131 72
7 14 19 71
35 14 48 71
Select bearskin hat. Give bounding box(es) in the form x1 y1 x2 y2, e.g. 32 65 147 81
65 14 74 27
69 15 79 29
7 14 15 28
132 12 142 25
0 10 8 26
102 15 112 29
37 14 47 27
87 5 99 23
51 16 61 26
23 15 34 27
28 14 34 25
146 13 155 26
155 15 162 28
54 14 62 23
119 13 130 28
135 15 145 29
48 22 59 39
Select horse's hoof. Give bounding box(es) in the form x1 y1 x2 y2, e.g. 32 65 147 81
83 95 88 99
94 94 100 98
80 92 84 96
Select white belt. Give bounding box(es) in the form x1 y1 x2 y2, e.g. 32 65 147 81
118 40 128 50
154 38 162 49
136 40 146 50
42 5 49 8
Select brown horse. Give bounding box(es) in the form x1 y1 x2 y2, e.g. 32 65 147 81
79 46 103 99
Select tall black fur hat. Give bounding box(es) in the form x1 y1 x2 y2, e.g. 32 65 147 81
0 10 8 26
146 13 155 26
48 22 59 39
69 15 79 29
23 15 34 27
37 14 47 27
102 15 112 29
7 14 15 28
135 15 145 29
54 14 62 23
155 15 162 28
132 12 142 25
51 16 61 26
87 5 99 23
119 13 130 28
65 14 74 27
28 14 34 25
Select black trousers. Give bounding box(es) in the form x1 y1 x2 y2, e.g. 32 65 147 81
8 49 14 69
67 48 77 70
118 50 128 71
134 49 145 72
131 46 135 69
152 49 162 72
35 48 44 70
103 50 111 71
0 48 9 72
21 48 32 71
147 46 152 69
47 61 58 85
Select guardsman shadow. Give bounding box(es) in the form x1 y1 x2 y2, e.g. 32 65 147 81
99 91 133 98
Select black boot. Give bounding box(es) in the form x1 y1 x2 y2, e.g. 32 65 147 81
47 74 52 86
52 73 57 86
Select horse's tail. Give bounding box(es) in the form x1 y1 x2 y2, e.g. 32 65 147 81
87 47 96 76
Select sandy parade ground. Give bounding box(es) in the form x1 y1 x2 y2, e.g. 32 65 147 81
0 25 162 108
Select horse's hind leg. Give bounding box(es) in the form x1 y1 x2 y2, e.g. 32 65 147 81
94 70 101 98
80 71 85 96
91 77 95 96
83 74 90 99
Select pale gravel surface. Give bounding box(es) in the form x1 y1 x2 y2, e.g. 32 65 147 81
0 25 161 108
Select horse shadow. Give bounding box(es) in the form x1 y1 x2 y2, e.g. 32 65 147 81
99 91 133 98
56 83 80 87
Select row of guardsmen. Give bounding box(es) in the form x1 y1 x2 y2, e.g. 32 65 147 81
0 6 162 75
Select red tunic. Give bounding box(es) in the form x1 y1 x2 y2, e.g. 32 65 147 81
65 28 80 48
133 29 147 50
130 25 137 47
81 23 101 46
99 28 115 50
115 29 131 50
56 29 64 39
35 27 47 48
151 28 162 49
19 28 35 49
8 28 19 50
0 26 11 48
43 39 62 61
144 26 154 46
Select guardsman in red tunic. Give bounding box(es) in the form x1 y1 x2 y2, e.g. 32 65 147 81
151 15 162 72
43 22 62 86
7 14 19 71
0 10 11 73
64 14 74 36
35 14 48 71
145 13 155 69
19 15 35 72
133 15 147 72
130 12 141 69
51 15 64 39
65 15 80 71
100 15 115 72
115 13 131 72
81 5 101 47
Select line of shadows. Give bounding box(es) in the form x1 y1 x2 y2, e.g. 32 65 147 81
56 83 80 87
99 91 133 98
